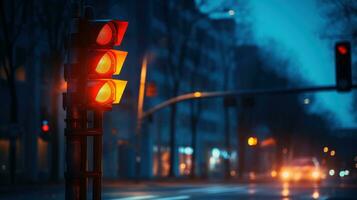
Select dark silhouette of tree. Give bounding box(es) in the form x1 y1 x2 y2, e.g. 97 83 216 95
234 43 333 176
36 0 70 181
161 0 235 177
0 0 33 184
319 0 357 120
319 0 357 45
188 29 204 179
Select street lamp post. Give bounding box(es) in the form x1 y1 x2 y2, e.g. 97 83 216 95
135 55 148 180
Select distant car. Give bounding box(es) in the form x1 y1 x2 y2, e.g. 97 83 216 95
279 157 326 182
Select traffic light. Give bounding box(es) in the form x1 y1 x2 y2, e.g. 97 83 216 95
64 12 129 199
41 120 50 132
335 41 352 92
146 82 158 97
78 20 128 109
40 120 50 141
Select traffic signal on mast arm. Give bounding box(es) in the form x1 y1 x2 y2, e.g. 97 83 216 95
335 41 352 92
78 20 128 109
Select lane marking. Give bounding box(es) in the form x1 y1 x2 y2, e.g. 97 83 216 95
111 195 157 200
153 195 190 200
178 185 246 195
206 186 243 194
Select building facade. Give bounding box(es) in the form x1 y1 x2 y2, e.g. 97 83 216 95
0 0 240 183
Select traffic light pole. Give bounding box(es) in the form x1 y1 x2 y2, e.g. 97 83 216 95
65 64 104 200
65 106 87 200
65 16 100 200
65 5 128 198
93 111 103 200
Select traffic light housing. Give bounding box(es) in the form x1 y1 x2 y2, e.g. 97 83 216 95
40 120 50 141
335 41 352 92
41 120 50 132
63 12 129 199
75 19 128 109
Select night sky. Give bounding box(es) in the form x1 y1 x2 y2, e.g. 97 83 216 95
204 0 355 128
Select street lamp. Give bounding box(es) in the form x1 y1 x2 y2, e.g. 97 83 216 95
193 91 202 98
323 146 329 153
247 137 258 146
135 55 148 179
330 150 336 157
228 9 235 16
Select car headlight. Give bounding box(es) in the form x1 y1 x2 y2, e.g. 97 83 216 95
311 171 320 179
281 170 290 180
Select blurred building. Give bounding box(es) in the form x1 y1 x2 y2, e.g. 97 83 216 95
146 1 237 179
0 35 43 183
0 0 239 183
96 0 238 179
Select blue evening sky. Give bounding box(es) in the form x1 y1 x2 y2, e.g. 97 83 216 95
200 0 356 127
248 0 355 127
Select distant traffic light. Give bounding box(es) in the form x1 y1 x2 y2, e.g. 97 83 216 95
78 20 128 109
40 119 50 141
335 41 352 92
41 120 50 132
146 82 158 97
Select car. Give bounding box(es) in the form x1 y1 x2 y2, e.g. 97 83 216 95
279 157 326 182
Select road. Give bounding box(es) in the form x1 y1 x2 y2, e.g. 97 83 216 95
1 180 356 200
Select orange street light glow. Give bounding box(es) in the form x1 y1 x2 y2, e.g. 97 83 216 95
281 170 290 180
260 137 276 147
323 146 329 153
312 191 320 199
311 171 320 180
330 150 336 157
248 137 258 146
194 92 202 98
281 188 289 197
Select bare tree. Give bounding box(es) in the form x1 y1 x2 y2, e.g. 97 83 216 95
0 0 32 184
319 0 357 44
161 0 234 177
318 0 357 120
36 0 70 181
187 28 205 179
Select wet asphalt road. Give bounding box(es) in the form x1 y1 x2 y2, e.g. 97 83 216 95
1 179 356 200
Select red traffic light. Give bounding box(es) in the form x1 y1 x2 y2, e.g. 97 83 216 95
42 125 49 132
41 120 49 132
335 41 352 92
337 45 348 55
96 24 113 46
80 19 128 109
86 20 128 47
